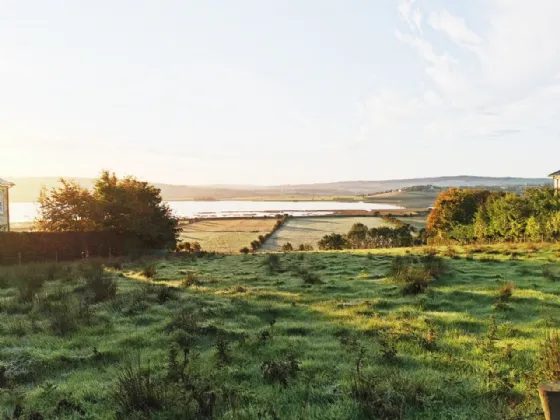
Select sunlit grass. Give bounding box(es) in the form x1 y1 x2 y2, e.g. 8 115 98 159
0 244 558 418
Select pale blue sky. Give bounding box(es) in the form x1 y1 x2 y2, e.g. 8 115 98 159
1 0 560 185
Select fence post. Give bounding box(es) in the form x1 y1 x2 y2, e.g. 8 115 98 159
18 252 21 266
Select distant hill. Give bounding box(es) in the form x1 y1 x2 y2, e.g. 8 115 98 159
6 175 551 203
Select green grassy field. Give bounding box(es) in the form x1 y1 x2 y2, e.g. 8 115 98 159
1 244 558 419
179 219 279 253
365 190 439 209
260 217 391 251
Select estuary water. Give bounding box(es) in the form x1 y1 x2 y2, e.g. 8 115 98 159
9 200 402 223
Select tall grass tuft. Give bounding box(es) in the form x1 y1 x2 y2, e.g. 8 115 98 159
114 363 165 416
538 330 560 381
81 262 117 302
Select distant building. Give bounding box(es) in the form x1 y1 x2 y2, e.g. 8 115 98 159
550 170 560 192
0 178 14 231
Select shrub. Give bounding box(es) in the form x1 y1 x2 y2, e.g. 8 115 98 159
263 254 281 275
299 268 322 285
298 243 314 251
281 243 294 252
261 355 299 387
141 264 157 279
538 331 560 381
240 247 250 255
82 262 117 302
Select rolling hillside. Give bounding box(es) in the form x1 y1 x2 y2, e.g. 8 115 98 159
6 175 550 203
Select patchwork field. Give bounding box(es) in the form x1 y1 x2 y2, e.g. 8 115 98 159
1 244 558 418
260 216 391 251
179 218 278 252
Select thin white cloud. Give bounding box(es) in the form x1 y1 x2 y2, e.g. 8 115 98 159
428 10 481 50
362 0 560 151
397 0 422 33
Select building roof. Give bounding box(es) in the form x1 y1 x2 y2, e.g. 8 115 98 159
550 170 560 177
0 178 14 187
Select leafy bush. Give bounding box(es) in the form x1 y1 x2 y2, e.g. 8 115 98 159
239 247 250 255
281 243 293 252
81 262 117 302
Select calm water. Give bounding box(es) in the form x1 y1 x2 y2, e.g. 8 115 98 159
9 201 402 224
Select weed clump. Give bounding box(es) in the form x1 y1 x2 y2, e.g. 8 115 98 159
350 370 433 419
297 267 322 285
182 271 202 287
496 281 515 303
141 264 157 279
390 256 443 295
538 330 560 381
261 355 299 387
114 363 165 416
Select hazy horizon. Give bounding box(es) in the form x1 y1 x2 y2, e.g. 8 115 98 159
2 173 552 188
2 1 560 184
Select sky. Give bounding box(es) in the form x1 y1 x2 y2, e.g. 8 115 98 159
1 0 560 186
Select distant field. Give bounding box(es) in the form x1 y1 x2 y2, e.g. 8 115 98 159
397 216 428 231
260 216 391 251
365 190 439 209
179 218 277 252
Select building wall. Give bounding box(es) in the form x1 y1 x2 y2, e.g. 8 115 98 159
0 187 8 231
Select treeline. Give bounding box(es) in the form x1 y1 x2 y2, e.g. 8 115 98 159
240 215 291 254
427 187 560 243
317 223 418 250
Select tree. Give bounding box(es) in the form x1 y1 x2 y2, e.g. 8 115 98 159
347 223 369 248
525 216 542 242
38 180 100 232
38 171 180 249
427 189 495 238
317 234 348 250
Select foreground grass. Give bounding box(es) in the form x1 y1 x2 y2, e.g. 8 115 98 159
1 244 559 419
